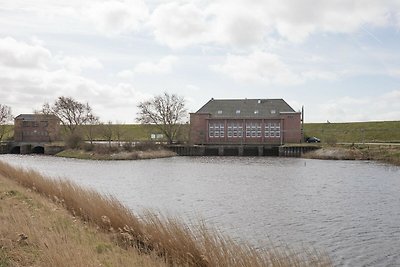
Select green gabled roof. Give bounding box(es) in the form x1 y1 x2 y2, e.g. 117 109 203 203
196 98 297 118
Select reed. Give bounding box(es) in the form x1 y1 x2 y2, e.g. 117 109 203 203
0 170 167 266
0 161 332 266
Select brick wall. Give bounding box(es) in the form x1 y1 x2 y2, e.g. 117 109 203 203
189 113 210 144
14 117 61 142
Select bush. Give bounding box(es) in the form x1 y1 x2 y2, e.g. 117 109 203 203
65 134 83 149
94 144 118 154
134 141 161 151
82 143 95 152
122 142 134 152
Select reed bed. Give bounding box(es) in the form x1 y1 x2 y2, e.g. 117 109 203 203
0 161 332 266
0 171 167 266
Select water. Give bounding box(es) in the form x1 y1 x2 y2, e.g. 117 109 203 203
1 155 399 266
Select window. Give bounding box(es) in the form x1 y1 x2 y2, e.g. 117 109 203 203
209 122 225 138
265 122 281 138
275 123 281 137
227 122 243 138
271 109 276 114
265 123 270 137
236 110 241 114
217 110 223 114
246 122 261 138
254 110 259 114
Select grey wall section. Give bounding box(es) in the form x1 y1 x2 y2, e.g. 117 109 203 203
0 143 11 154
2 142 65 155
169 145 320 157
44 145 65 155
168 145 280 157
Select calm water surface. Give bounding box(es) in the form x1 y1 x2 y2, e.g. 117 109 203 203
1 155 399 266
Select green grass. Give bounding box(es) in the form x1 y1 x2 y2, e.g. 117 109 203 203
304 121 400 143
0 125 13 141
71 124 190 142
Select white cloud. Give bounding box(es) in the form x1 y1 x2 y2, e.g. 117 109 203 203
83 0 149 35
318 91 400 122
117 69 135 79
0 37 51 69
149 0 399 48
150 2 209 48
56 55 103 73
206 1 268 47
0 37 150 122
212 51 303 86
302 70 338 81
133 55 178 74
212 49 342 85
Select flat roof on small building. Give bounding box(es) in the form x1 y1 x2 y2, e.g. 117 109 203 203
15 114 60 121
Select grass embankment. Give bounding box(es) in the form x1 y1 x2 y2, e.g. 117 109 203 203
76 124 190 143
303 121 400 165
304 144 400 165
304 121 400 144
0 161 332 267
56 149 176 160
3 121 399 144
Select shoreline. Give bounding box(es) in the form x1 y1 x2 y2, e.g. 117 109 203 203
55 148 177 160
303 144 400 166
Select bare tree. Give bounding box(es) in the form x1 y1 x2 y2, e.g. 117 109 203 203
85 114 100 144
114 121 127 146
41 96 95 135
100 121 114 148
137 92 187 144
0 104 13 142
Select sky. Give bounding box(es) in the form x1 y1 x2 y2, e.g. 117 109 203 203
1 0 400 123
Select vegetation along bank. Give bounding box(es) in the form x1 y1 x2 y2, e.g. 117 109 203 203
303 144 400 166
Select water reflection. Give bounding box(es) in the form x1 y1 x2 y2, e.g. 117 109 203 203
0 155 399 266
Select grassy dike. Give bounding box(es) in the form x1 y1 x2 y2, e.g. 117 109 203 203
303 121 400 143
0 161 332 267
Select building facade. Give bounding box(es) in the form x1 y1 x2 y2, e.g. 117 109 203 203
14 114 61 142
189 99 302 145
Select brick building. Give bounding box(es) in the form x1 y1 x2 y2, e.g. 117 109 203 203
189 98 302 145
14 114 61 142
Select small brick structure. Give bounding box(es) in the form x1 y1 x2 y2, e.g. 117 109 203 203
189 98 302 145
14 114 61 142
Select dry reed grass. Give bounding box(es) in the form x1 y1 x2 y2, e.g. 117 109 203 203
0 171 167 266
0 161 332 267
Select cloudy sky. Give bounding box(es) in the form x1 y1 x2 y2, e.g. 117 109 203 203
1 0 400 123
